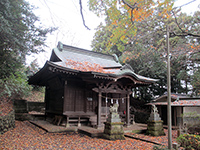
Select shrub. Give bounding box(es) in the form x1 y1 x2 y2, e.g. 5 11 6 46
0 72 32 102
134 111 150 123
153 145 169 150
177 133 200 150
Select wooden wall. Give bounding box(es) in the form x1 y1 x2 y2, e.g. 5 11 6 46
45 77 128 116
64 85 85 112
63 81 98 114
45 77 64 114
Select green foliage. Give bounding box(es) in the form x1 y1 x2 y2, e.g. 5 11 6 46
121 47 167 101
26 59 41 76
181 111 200 127
24 90 45 102
0 0 56 102
182 111 200 118
0 71 32 101
92 23 122 57
91 0 200 98
170 56 187 94
134 111 149 123
191 68 200 95
153 145 169 150
177 134 200 150
89 0 174 52
0 0 56 78
32 86 45 93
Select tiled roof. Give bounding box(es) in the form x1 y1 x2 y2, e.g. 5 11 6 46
150 100 200 106
29 42 158 85
149 93 200 106
50 43 158 82
51 44 122 70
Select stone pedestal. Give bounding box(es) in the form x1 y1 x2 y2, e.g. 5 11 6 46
103 104 125 140
146 120 165 136
103 122 125 140
146 104 165 136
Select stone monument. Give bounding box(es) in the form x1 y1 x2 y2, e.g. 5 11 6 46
146 104 165 136
103 103 125 140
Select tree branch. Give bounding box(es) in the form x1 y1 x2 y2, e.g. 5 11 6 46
121 0 138 9
79 0 90 30
121 0 138 25
171 10 200 38
170 32 200 38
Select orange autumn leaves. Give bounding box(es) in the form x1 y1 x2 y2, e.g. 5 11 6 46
0 101 13 116
64 59 114 74
89 0 174 52
1 121 178 149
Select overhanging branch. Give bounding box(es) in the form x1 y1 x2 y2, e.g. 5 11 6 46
171 10 200 38
121 0 138 9
121 0 138 25
79 0 90 30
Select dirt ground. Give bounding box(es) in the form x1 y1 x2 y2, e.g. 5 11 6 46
0 121 178 150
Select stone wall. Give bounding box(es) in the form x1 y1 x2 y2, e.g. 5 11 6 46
183 117 200 126
14 99 28 113
14 100 45 113
0 110 15 134
28 102 45 112
13 100 45 121
183 107 200 126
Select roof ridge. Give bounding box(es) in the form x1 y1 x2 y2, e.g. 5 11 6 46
62 44 115 60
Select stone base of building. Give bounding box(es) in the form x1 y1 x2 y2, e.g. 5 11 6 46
15 113 34 121
146 120 165 136
103 122 125 140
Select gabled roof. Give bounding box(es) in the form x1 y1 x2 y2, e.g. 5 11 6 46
148 93 200 106
50 43 122 72
29 42 158 86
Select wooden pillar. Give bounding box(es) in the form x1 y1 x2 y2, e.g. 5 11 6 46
181 107 183 126
97 90 102 129
174 107 177 126
66 116 70 127
126 93 130 127
78 116 81 127
63 81 68 112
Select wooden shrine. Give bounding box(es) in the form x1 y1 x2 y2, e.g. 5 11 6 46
29 42 157 128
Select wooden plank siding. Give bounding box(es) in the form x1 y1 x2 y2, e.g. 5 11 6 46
45 77 64 114
63 83 98 114
64 86 85 112
45 88 64 114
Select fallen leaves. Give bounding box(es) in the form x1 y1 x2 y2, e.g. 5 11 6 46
0 100 13 116
0 121 154 149
64 59 114 74
126 129 178 146
0 121 178 149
